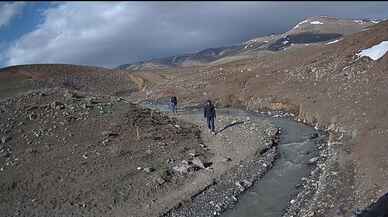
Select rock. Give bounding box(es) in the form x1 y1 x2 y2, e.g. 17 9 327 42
51 101 65 110
0 150 11 158
64 90 74 100
101 131 119 137
143 167 154 173
26 105 39 111
28 113 38 120
309 133 319 139
25 148 37 154
308 157 319 165
242 179 252 187
173 164 193 174
1 136 11 144
182 160 190 165
188 149 198 157
86 97 100 105
155 176 166 185
222 156 232 162
265 127 279 137
192 157 205 169
235 182 245 192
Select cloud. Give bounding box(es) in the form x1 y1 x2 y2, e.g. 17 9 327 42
3 2 388 68
0 2 25 29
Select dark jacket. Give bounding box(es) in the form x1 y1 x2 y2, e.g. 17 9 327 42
204 103 216 119
171 96 177 105
356 192 388 217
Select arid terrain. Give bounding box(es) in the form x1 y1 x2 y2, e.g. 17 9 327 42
0 16 388 217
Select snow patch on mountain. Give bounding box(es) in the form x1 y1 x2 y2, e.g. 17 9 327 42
357 41 388 60
353 20 364 24
325 39 342 45
310 21 323 25
293 20 308 29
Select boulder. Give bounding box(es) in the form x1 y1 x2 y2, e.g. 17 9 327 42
173 164 193 174
192 157 205 169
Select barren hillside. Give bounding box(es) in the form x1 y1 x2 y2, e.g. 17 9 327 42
128 20 388 217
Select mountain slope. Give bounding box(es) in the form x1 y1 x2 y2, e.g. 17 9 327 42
117 16 381 71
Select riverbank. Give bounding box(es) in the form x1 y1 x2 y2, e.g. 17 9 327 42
137 101 328 217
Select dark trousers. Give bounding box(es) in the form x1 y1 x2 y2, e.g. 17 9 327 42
207 116 215 132
170 103 177 113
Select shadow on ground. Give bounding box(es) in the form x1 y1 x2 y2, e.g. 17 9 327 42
217 121 245 134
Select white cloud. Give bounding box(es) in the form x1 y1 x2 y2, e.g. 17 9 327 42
3 2 388 68
0 2 25 29
5 2 220 67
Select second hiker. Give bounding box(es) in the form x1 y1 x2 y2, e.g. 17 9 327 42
170 96 178 113
204 99 216 135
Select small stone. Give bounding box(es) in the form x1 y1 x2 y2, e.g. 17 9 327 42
28 113 38 120
242 179 252 187
101 131 119 137
155 176 166 185
235 182 245 191
143 167 154 173
1 136 11 144
25 148 37 154
188 149 198 157
309 133 319 139
222 156 232 162
51 101 65 110
182 160 190 165
308 157 319 165
192 157 205 169
172 164 193 174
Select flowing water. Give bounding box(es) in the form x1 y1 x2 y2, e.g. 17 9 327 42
140 101 327 217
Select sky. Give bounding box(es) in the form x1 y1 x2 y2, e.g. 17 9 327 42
0 1 387 69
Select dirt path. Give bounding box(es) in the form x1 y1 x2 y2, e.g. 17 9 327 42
131 103 276 217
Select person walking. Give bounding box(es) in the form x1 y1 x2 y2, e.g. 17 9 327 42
204 100 216 135
170 96 177 113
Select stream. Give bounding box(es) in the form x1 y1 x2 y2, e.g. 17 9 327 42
139 100 327 217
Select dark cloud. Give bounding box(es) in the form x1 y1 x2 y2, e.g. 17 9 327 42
3 1 388 68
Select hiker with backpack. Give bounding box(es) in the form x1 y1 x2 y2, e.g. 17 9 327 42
204 100 216 135
170 96 178 113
